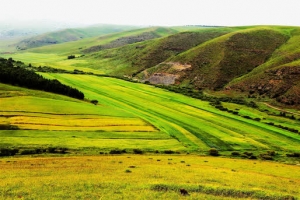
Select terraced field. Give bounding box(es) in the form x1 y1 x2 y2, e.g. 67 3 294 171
39 74 300 153
0 83 180 151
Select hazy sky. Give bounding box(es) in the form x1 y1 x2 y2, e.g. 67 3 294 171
1 0 299 26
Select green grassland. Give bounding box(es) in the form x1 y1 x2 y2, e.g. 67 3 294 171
0 82 182 152
1 74 300 155
1 25 300 199
0 27 183 73
4 25 300 107
37 74 300 153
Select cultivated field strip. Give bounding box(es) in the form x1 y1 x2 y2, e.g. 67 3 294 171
0 94 157 132
42 74 300 151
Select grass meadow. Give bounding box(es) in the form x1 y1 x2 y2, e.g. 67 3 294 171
0 155 299 199
40 74 300 153
0 74 300 199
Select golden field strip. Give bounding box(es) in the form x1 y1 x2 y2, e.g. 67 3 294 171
1 114 156 131
0 155 299 199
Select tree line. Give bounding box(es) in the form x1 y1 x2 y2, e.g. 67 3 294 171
0 57 84 100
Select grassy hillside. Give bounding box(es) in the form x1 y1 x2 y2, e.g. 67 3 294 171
1 74 299 198
1 74 300 155
135 26 300 107
0 27 180 73
164 27 288 88
0 82 176 151
14 24 140 50
23 74 300 152
227 28 300 105
85 27 239 75
2 25 300 107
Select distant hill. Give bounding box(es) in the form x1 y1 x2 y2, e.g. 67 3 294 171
0 19 85 40
14 24 140 50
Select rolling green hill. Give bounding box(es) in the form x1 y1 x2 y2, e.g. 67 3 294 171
80 26 300 107
1 25 300 200
14 24 140 50
2 25 300 107
1 73 299 155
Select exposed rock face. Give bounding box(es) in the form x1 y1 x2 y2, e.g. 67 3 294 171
147 73 178 85
142 62 191 85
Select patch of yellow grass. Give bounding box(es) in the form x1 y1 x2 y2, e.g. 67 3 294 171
15 124 156 132
4 115 156 132
0 155 299 199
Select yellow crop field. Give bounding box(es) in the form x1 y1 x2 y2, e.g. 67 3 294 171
0 155 299 199
7 116 156 132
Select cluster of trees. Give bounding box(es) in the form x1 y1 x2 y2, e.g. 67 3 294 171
0 57 84 100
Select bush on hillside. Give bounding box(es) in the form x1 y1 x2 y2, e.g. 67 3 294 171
208 148 219 156
133 149 143 154
109 149 127 154
67 55 76 59
0 148 19 156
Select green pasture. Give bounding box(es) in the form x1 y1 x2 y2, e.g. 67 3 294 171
39 74 300 152
1 73 300 153
0 83 184 151
0 52 103 74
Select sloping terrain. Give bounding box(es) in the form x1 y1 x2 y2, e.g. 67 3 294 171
2 25 300 106
0 82 171 151
1 73 299 153
86 27 237 75
82 26 300 106
162 27 288 89
82 27 177 54
227 28 300 105
15 24 140 50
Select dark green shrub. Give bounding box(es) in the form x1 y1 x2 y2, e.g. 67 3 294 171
20 149 38 155
109 149 126 154
267 150 276 156
0 125 19 130
57 148 68 154
243 152 253 156
164 150 175 154
248 155 257 159
286 152 300 157
242 116 252 119
208 148 219 156
67 55 76 59
91 100 98 105
231 152 240 156
133 149 143 154
260 154 273 160
47 147 56 153
0 148 19 156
